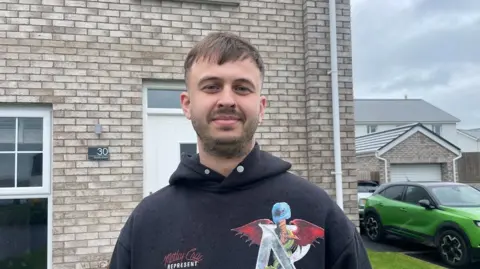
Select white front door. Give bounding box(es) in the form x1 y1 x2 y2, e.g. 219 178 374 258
144 114 198 197
390 164 442 182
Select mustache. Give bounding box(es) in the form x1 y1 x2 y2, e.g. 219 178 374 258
208 107 245 122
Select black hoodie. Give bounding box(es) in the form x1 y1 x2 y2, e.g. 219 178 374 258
109 143 372 269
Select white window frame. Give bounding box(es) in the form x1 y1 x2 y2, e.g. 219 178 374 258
367 124 377 134
0 106 53 269
0 108 52 196
431 124 442 135
144 80 186 116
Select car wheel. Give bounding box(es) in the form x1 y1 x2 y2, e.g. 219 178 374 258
364 213 384 242
437 229 471 268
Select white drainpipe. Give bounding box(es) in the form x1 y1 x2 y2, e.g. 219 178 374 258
452 153 462 182
328 0 343 210
375 152 389 183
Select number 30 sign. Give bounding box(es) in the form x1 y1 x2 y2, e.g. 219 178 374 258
88 147 110 161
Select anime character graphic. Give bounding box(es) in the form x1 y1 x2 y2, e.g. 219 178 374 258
231 202 325 269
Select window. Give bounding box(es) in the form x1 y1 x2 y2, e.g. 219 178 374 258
367 125 377 134
431 124 442 135
0 198 48 268
0 114 51 195
404 186 431 205
180 143 197 157
147 89 184 109
144 80 186 110
429 185 480 207
0 108 51 269
380 185 405 201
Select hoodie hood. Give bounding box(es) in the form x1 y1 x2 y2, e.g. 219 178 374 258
168 143 292 193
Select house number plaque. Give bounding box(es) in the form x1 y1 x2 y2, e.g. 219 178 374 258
88 147 110 161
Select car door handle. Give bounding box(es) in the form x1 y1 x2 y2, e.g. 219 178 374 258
400 208 407 212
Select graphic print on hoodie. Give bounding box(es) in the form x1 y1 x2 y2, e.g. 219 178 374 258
108 143 372 269
231 201 325 269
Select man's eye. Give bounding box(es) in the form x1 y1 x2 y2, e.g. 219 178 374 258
203 85 220 91
236 86 251 92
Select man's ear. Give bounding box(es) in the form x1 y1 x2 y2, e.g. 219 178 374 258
180 91 191 120
258 96 267 123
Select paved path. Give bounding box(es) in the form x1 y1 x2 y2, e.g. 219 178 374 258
361 234 479 269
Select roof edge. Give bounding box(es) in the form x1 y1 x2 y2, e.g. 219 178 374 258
377 123 461 156
355 122 419 139
457 129 480 141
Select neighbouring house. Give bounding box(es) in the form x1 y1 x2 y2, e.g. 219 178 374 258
457 128 480 152
353 98 479 185
355 123 462 184
0 0 357 268
354 98 460 145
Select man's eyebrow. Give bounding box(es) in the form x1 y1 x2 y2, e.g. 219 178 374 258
235 78 255 88
197 76 220 86
197 77 256 88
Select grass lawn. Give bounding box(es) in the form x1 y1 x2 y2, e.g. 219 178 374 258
368 249 445 269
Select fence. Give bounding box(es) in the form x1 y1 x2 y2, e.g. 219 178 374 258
357 170 380 182
457 152 480 183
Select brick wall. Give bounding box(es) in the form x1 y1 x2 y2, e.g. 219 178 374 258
356 154 384 182
303 0 358 221
0 0 356 267
382 132 457 164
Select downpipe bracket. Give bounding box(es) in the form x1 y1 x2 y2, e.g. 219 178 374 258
327 70 338 75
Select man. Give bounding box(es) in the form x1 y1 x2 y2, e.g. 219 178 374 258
109 32 372 269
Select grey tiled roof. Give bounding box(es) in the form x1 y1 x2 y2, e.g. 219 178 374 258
355 123 416 154
354 99 460 123
459 128 480 140
355 122 461 154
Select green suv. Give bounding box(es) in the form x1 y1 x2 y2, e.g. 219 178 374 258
364 181 480 268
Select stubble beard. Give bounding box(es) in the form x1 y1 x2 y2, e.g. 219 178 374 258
191 116 258 159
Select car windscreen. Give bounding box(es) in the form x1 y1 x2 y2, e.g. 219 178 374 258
358 183 378 193
429 185 480 207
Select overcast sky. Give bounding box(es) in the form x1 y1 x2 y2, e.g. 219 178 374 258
351 0 480 129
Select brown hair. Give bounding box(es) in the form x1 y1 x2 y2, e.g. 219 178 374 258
184 32 265 80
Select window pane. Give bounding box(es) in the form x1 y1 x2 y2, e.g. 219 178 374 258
0 154 15 188
381 186 404 201
147 89 184 109
18 118 43 152
404 186 430 204
0 118 15 151
180 143 197 157
0 198 48 269
17 153 43 187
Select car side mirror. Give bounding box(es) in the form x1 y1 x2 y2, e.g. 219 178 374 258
418 199 434 210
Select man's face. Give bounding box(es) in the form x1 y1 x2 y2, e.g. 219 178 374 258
181 56 266 158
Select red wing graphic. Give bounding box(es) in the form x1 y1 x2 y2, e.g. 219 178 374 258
231 219 274 246
289 219 325 247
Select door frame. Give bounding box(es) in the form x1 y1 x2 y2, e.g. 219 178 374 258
0 106 53 269
142 83 186 197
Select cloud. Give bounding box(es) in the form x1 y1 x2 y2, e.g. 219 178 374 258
351 0 480 128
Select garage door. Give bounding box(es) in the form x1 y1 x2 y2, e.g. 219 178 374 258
390 164 442 182
144 86 198 197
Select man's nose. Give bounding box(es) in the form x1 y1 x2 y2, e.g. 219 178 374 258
217 86 236 107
